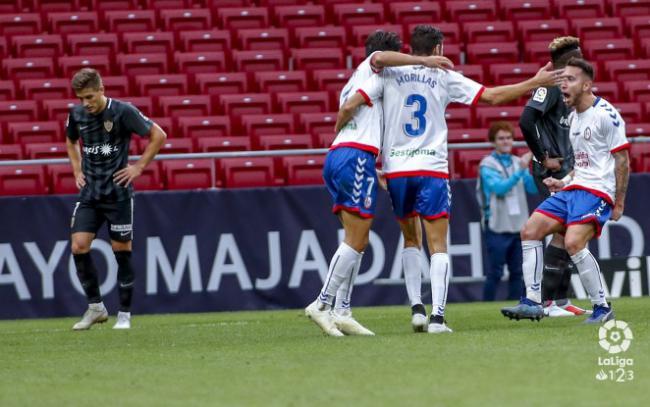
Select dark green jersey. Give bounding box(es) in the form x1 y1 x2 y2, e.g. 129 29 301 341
66 98 153 202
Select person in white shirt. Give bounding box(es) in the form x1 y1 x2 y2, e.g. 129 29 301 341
336 25 562 333
501 58 630 324
304 30 453 337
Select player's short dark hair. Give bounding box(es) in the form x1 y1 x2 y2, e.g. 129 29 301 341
488 121 515 143
549 36 582 67
566 57 595 80
365 30 402 57
410 25 444 56
71 68 103 92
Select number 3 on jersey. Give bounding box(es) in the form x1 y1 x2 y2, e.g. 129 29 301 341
403 94 427 137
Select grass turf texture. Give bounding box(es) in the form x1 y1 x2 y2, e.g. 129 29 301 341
1 298 648 406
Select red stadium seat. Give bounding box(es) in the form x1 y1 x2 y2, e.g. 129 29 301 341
42 99 77 122
0 14 41 36
238 28 289 51
12 35 63 58
195 72 247 96
179 30 231 53
58 55 112 77
500 0 551 20
623 81 650 103
123 32 175 55
20 79 71 101
0 80 15 101
454 65 486 84
7 121 61 144
614 102 643 123
104 10 156 33
178 116 232 140
67 33 119 56
448 128 489 144
610 0 650 16
604 60 650 82
3 57 55 80
273 5 325 29
0 101 37 124
444 108 475 129
163 159 214 190
24 142 67 159
233 49 285 72
0 37 6 58
132 162 163 191
257 134 313 150
466 42 519 65
351 24 404 47
446 1 497 23
148 116 173 137
242 113 295 136
349 47 367 67
0 0 18 13
295 26 346 49
47 164 78 194
524 41 554 63
316 132 336 148
196 136 251 152
159 95 212 118
333 3 384 27
625 16 650 48
102 76 130 97
206 0 251 7
643 37 650 58
571 18 624 40
48 12 98 35
0 165 48 196
161 9 211 32
218 7 269 30
463 21 515 43
292 48 344 71
219 157 275 188
148 138 194 154
276 92 329 114
583 39 635 62
591 82 621 103
517 20 569 42
121 96 154 117
0 144 22 160
490 63 539 85
555 0 605 18
626 122 650 138
390 2 442 25
117 53 168 77
475 106 522 128
455 149 493 178
255 71 307 93
299 112 337 137
629 143 650 172
143 0 189 8
175 52 228 74
33 0 81 12
136 74 189 97
220 93 272 117
283 155 325 185
89 0 139 11
312 69 352 92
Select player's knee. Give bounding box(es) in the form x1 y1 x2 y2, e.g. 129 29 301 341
111 240 132 252
428 239 447 254
520 224 541 241
563 236 586 256
71 240 91 254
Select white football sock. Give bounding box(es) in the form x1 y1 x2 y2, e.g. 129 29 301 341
402 247 423 306
571 248 607 306
318 242 361 307
522 240 543 303
334 251 364 315
430 253 450 317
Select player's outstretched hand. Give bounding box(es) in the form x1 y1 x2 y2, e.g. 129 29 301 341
611 204 624 221
74 171 86 190
543 176 565 192
421 55 454 70
533 62 564 88
114 164 143 187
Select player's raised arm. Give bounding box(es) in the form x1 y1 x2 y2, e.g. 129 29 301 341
480 63 564 106
334 73 383 133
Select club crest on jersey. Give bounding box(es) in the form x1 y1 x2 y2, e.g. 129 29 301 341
104 120 113 132
584 127 592 140
533 87 547 103
364 196 372 209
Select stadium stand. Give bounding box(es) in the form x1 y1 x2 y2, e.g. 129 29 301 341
0 0 649 196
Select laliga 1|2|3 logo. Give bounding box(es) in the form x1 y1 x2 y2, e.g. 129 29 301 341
595 320 634 382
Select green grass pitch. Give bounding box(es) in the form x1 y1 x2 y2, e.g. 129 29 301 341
1 298 648 406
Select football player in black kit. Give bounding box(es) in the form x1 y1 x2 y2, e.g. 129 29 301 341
66 68 166 330
518 37 589 317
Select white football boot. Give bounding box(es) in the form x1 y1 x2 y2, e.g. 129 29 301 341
543 301 575 317
411 304 428 333
113 311 131 330
427 315 453 334
72 302 108 331
332 310 375 336
305 300 344 337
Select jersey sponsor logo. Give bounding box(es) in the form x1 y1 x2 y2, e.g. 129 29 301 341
389 148 437 158
584 127 592 140
533 87 547 103
104 120 113 132
83 143 118 156
110 224 132 232
575 151 590 168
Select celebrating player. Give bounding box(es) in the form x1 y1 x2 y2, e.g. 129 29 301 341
66 68 167 330
338 25 562 333
519 36 589 317
304 31 453 336
502 58 630 324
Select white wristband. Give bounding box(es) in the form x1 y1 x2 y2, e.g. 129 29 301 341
561 174 573 185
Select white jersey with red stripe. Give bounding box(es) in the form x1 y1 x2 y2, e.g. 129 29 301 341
563 96 629 204
330 51 383 155
359 65 484 177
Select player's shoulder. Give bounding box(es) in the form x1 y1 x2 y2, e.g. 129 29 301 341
592 96 624 127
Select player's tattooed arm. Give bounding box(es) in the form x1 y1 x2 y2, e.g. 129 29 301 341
612 149 630 221
334 92 366 133
66 137 86 189
372 51 454 70
114 123 167 187
480 63 563 105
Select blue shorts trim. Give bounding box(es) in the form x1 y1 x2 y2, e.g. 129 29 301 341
386 176 450 220
323 147 377 218
535 190 612 237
